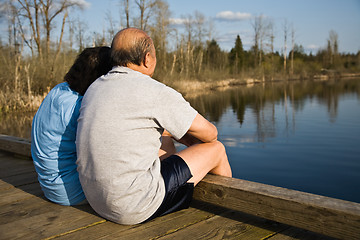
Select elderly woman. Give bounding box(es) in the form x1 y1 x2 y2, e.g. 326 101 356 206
31 47 112 205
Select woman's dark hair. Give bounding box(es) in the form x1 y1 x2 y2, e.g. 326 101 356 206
64 47 112 95
110 36 153 67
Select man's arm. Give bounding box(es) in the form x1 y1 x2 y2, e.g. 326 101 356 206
164 113 217 146
184 113 218 144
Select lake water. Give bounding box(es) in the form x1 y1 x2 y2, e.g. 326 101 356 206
187 78 360 203
1 78 360 203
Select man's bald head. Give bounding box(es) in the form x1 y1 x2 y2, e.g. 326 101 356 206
111 28 155 67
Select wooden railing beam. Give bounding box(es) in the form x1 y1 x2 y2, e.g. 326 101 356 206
0 135 31 158
193 174 360 240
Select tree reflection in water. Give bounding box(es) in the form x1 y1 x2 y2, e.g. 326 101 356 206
187 78 360 143
1 78 359 142
0 111 34 139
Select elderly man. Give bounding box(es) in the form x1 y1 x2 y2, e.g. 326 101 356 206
76 28 231 225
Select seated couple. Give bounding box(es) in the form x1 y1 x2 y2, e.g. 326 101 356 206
31 28 232 225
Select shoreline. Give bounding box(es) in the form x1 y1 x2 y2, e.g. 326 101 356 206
1 73 360 113
171 72 360 99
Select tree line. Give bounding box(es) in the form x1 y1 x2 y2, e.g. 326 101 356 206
0 0 359 112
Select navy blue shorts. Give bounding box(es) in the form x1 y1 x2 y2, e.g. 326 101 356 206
146 155 194 222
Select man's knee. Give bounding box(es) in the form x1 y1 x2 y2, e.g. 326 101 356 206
205 140 231 178
210 140 226 157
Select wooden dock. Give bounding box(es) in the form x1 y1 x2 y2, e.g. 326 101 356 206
1 134 359 240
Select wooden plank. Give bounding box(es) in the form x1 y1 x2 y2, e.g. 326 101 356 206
0 181 43 206
0 171 38 189
0 171 37 190
193 174 360 240
0 134 31 158
53 201 224 240
0 154 35 178
0 203 104 240
158 209 290 240
0 152 37 189
0 170 106 240
0 194 58 225
268 227 335 240
0 163 35 179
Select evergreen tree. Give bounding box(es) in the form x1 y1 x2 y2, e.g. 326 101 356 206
205 39 222 69
228 35 244 74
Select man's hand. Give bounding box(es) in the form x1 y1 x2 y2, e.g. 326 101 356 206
163 130 201 147
162 130 172 137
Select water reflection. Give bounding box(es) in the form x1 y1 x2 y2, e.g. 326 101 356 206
0 111 34 139
187 78 360 142
188 78 360 202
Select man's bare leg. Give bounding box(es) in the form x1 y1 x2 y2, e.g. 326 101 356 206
176 141 232 185
158 130 232 185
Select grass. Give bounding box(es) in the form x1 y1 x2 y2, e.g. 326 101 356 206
0 89 48 113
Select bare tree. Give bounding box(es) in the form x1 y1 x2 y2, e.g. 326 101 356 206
15 0 86 59
67 17 74 50
2 0 23 94
193 11 206 45
290 25 295 75
52 10 68 67
259 18 272 67
251 15 262 67
328 30 339 66
283 19 289 74
269 22 275 80
182 14 194 77
207 18 215 42
252 15 273 78
252 15 270 68
12 0 87 82
124 0 130 28
183 14 194 44
169 29 179 76
75 18 88 52
193 11 206 74
106 9 117 44
134 0 157 31
16 0 42 59
150 0 170 73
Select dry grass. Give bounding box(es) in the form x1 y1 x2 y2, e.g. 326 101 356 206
0 89 49 113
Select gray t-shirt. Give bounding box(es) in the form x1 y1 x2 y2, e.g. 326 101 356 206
76 66 198 224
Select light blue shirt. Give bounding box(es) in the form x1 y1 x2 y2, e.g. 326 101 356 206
31 82 85 205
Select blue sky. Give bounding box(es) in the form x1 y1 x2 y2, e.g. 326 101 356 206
168 0 360 53
2 0 359 54
82 0 360 54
